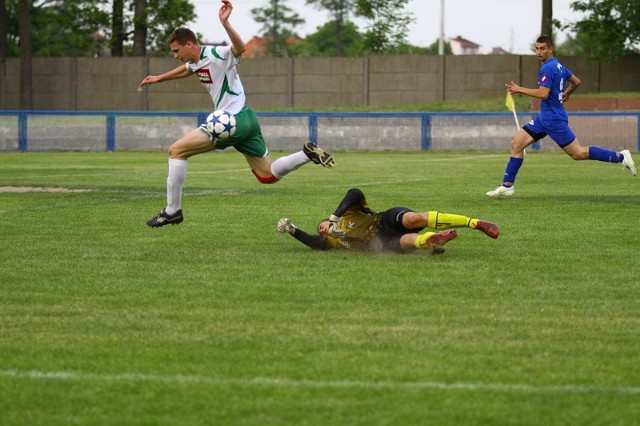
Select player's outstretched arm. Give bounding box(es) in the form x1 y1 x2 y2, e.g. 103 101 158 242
506 80 550 100
219 0 246 57
139 65 192 89
277 218 332 250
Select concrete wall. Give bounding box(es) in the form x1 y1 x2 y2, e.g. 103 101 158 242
1 54 639 111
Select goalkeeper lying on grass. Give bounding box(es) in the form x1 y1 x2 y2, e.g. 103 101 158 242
277 188 499 254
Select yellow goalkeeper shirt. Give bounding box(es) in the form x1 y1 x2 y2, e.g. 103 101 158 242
325 207 381 251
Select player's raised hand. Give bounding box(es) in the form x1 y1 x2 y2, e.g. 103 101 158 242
505 81 521 94
219 0 233 22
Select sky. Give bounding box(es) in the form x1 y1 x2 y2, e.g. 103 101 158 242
189 0 585 55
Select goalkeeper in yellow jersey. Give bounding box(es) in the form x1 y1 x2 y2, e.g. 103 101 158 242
277 188 499 254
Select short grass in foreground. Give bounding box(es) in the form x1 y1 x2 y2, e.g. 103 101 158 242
1 151 639 426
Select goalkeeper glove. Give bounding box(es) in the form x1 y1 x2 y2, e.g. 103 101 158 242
328 214 345 238
277 218 296 234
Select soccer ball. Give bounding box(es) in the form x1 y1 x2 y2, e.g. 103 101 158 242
206 110 236 140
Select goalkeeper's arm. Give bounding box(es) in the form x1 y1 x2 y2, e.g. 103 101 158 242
277 218 332 250
327 188 371 237
291 228 332 250
333 188 367 217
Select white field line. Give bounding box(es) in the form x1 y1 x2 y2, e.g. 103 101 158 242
0 154 504 214
1 369 638 395
0 189 247 215
5 155 503 181
356 154 506 165
0 186 94 193
3 168 251 181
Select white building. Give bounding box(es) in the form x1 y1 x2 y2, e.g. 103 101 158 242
448 35 480 55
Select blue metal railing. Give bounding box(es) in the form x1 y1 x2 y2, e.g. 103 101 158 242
1 110 638 152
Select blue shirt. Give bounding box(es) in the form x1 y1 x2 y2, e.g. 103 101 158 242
538 57 573 122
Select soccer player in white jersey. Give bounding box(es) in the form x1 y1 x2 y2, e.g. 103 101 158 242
139 0 334 227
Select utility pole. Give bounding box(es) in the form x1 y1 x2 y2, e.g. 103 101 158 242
438 0 445 55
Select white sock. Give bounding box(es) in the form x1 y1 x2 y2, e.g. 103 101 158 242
166 158 187 215
270 151 310 180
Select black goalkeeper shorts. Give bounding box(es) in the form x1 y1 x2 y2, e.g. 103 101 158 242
376 207 423 252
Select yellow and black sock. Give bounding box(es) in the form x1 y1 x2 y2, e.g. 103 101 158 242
415 232 436 249
427 211 474 230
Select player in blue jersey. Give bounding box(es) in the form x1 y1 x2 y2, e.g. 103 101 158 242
487 35 636 198
139 1 334 227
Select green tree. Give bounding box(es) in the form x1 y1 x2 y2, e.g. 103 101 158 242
541 0 553 36
112 0 124 56
251 0 305 57
109 0 195 56
0 0 8 57
35 1 110 57
354 0 413 54
3 0 110 57
144 0 195 55
423 39 452 55
289 20 364 56
559 0 640 62
305 0 353 56
132 0 147 56
555 30 594 56
19 0 31 108
2 0 194 58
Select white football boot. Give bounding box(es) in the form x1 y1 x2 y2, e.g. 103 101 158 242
620 150 637 176
486 185 515 198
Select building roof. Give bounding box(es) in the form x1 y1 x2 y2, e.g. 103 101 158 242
244 36 303 58
449 35 480 48
490 46 511 55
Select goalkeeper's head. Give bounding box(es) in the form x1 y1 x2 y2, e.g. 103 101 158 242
317 219 330 236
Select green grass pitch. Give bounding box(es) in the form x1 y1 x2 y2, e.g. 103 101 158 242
1 151 639 425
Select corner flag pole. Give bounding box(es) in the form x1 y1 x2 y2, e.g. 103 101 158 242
505 90 526 154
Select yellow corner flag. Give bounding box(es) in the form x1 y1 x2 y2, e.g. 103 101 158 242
505 91 515 112
505 91 520 130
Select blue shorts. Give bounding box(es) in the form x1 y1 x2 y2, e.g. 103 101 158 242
523 116 576 147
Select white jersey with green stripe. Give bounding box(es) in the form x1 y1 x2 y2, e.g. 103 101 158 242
185 45 246 114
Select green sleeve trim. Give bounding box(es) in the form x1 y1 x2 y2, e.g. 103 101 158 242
210 46 225 60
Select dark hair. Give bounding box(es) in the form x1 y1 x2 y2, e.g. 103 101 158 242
168 28 198 45
536 35 553 48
